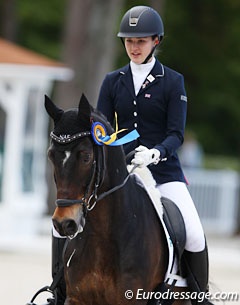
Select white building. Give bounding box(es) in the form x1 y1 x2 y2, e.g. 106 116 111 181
0 38 73 247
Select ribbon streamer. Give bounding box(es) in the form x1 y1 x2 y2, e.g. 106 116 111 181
91 112 139 146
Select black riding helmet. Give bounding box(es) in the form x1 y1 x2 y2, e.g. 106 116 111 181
117 6 164 64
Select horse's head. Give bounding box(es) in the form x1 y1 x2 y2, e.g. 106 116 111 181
45 94 116 238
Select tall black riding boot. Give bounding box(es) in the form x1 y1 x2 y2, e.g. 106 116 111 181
51 236 66 305
182 244 213 305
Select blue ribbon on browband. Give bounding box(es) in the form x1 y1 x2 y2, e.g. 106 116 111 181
91 117 140 146
98 129 140 146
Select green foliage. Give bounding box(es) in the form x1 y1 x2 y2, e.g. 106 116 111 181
17 0 66 59
160 0 240 156
204 155 240 171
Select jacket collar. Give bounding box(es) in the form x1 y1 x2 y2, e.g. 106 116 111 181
119 59 164 76
119 64 135 98
151 60 165 77
119 59 165 97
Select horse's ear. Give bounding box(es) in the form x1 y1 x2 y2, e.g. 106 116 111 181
77 94 92 128
45 95 64 123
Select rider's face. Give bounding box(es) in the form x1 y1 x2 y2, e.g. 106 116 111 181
124 36 158 64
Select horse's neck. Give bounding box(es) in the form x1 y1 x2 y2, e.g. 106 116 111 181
87 180 130 240
105 146 128 183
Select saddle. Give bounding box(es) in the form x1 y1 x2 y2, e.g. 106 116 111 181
161 196 186 283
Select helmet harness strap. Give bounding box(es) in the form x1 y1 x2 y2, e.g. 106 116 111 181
142 38 159 64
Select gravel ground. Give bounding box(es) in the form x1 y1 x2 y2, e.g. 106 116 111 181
0 234 239 305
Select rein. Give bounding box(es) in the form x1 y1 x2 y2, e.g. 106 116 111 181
56 171 132 211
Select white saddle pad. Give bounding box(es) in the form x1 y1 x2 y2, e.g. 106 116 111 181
127 165 187 287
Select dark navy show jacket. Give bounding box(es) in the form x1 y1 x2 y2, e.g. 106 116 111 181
97 59 187 184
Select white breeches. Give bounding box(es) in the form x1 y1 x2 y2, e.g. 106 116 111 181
157 181 205 252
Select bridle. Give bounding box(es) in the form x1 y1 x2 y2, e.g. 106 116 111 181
50 129 133 215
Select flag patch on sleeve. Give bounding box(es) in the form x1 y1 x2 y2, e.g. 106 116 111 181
181 95 187 102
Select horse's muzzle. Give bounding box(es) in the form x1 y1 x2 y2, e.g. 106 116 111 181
52 211 86 238
53 218 77 236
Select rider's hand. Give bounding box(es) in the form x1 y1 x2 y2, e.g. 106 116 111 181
131 145 160 167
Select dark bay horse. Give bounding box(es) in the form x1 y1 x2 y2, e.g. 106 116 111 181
45 95 190 305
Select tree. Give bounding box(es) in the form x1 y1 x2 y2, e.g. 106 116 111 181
161 0 240 156
0 0 17 41
54 0 125 108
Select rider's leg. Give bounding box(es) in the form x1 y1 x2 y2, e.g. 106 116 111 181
51 230 66 305
158 181 205 252
157 182 211 304
182 245 210 303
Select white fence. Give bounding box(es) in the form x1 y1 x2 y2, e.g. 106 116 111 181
184 168 240 235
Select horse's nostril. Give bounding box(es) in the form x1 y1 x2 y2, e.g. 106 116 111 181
62 219 78 236
52 218 77 237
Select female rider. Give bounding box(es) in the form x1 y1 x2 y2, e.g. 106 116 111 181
97 5 212 304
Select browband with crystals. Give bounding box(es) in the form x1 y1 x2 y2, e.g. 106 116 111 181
50 131 91 144
50 112 140 146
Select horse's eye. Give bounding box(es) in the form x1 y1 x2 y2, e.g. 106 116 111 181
82 152 91 163
78 151 91 163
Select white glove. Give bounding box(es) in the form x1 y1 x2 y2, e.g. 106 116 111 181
131 145 160 167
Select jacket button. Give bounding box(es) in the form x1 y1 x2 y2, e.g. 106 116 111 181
134 123 138 128
133 100 137 105
133 112 137 116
